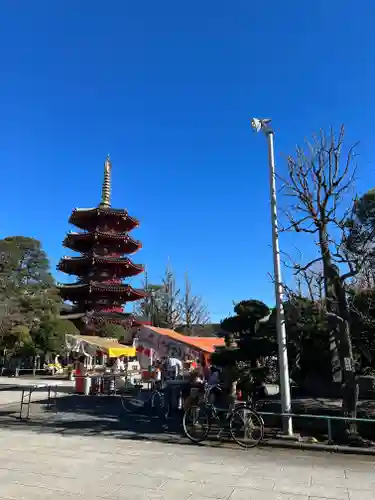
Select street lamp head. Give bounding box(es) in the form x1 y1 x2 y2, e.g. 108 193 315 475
251 118 272 134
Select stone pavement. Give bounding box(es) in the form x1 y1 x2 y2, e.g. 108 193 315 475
0 428 374 499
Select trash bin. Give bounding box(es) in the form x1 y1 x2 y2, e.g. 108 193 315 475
83 376 91 396
75 375 84 394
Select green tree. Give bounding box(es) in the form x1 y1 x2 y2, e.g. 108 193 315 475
4 325 34 357
0 236 61 355
346 189 375 288
2 236 54 289
343 189 375 372
212 300 276 398
283 295 332 384
98 322 132 343
0 238 24 336
347 288 375 371
33 319 78 355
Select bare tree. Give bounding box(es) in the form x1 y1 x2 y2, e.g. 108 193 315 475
283 249 324 302
133 270 164 325
180 272 210 330
280 126 372 431
160 263 182 329
133 266 181 329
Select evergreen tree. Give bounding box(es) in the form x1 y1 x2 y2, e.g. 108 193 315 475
0 236 61 355
33 319 78 355
98 322 133 343
212 300 276 397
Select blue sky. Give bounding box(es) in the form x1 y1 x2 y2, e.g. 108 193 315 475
0 1 374 322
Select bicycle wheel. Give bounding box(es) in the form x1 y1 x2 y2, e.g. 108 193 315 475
229 405 264 448
120 387 147 413
183 405 210 444
150 390 170 419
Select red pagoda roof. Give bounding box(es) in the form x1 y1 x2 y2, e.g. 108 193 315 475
58 282 146 302
57 254 144 277
63 231 142 254
60 310 150 327
69 207 139 232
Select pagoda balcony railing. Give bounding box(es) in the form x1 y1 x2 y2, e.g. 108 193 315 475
59 256 120 263
67 229 136 237
60 253 141 262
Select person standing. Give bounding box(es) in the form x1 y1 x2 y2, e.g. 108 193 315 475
75 355 86 393
116 356 125 372
154 361 162 389
201 358 211 382
168 357 183 380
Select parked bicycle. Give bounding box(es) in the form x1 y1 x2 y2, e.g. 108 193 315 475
120 382 170 419
182 384 264 448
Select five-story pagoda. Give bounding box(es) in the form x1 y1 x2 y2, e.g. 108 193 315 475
58 156 146 331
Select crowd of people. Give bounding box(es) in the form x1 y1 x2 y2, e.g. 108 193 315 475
149 355 226 411
151 355 220 385
71 349 230 407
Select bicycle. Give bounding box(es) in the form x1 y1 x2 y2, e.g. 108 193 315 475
182 384 264 448
120 381 170 419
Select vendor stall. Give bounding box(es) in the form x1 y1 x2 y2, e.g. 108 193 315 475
134 326 225 369
65 335 139 393
131 327 225 413
66 335 136 362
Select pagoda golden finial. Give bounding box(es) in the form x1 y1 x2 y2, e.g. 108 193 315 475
100 155 112 207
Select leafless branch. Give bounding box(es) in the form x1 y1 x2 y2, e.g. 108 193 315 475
181 272 210 327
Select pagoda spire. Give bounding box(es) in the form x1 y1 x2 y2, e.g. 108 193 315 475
100 155 112 207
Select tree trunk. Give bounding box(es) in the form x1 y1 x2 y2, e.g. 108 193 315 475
319 224 358 433
332 286 358 426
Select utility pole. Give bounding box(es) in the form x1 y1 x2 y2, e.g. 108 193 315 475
251 118 293 436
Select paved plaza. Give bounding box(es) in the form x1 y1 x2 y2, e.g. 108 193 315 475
1 379 375 499
0 427 374 500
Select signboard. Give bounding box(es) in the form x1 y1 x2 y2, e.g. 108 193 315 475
136 327 201 362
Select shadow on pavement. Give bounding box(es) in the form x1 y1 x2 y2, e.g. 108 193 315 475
0 394 249 452
5 391 375 448
0 394 194 447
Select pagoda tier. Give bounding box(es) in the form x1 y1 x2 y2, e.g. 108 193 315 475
63 231 142 255
59 282 146 303
84 311 150 327
57 254 144 278
60 310 149 329
69 207 139 232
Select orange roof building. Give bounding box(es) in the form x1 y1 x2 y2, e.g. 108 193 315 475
136 325 225 360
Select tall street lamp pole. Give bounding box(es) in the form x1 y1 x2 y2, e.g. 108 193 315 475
251 118 293 436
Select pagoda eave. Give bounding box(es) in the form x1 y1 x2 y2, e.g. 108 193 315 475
63 231 142 255
69 207 139 232
57 256 144 278
58 283 146 302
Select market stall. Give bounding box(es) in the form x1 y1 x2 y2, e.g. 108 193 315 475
134 326 225 369
131 326 225 412
65 335 136 361
65 335 139 393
